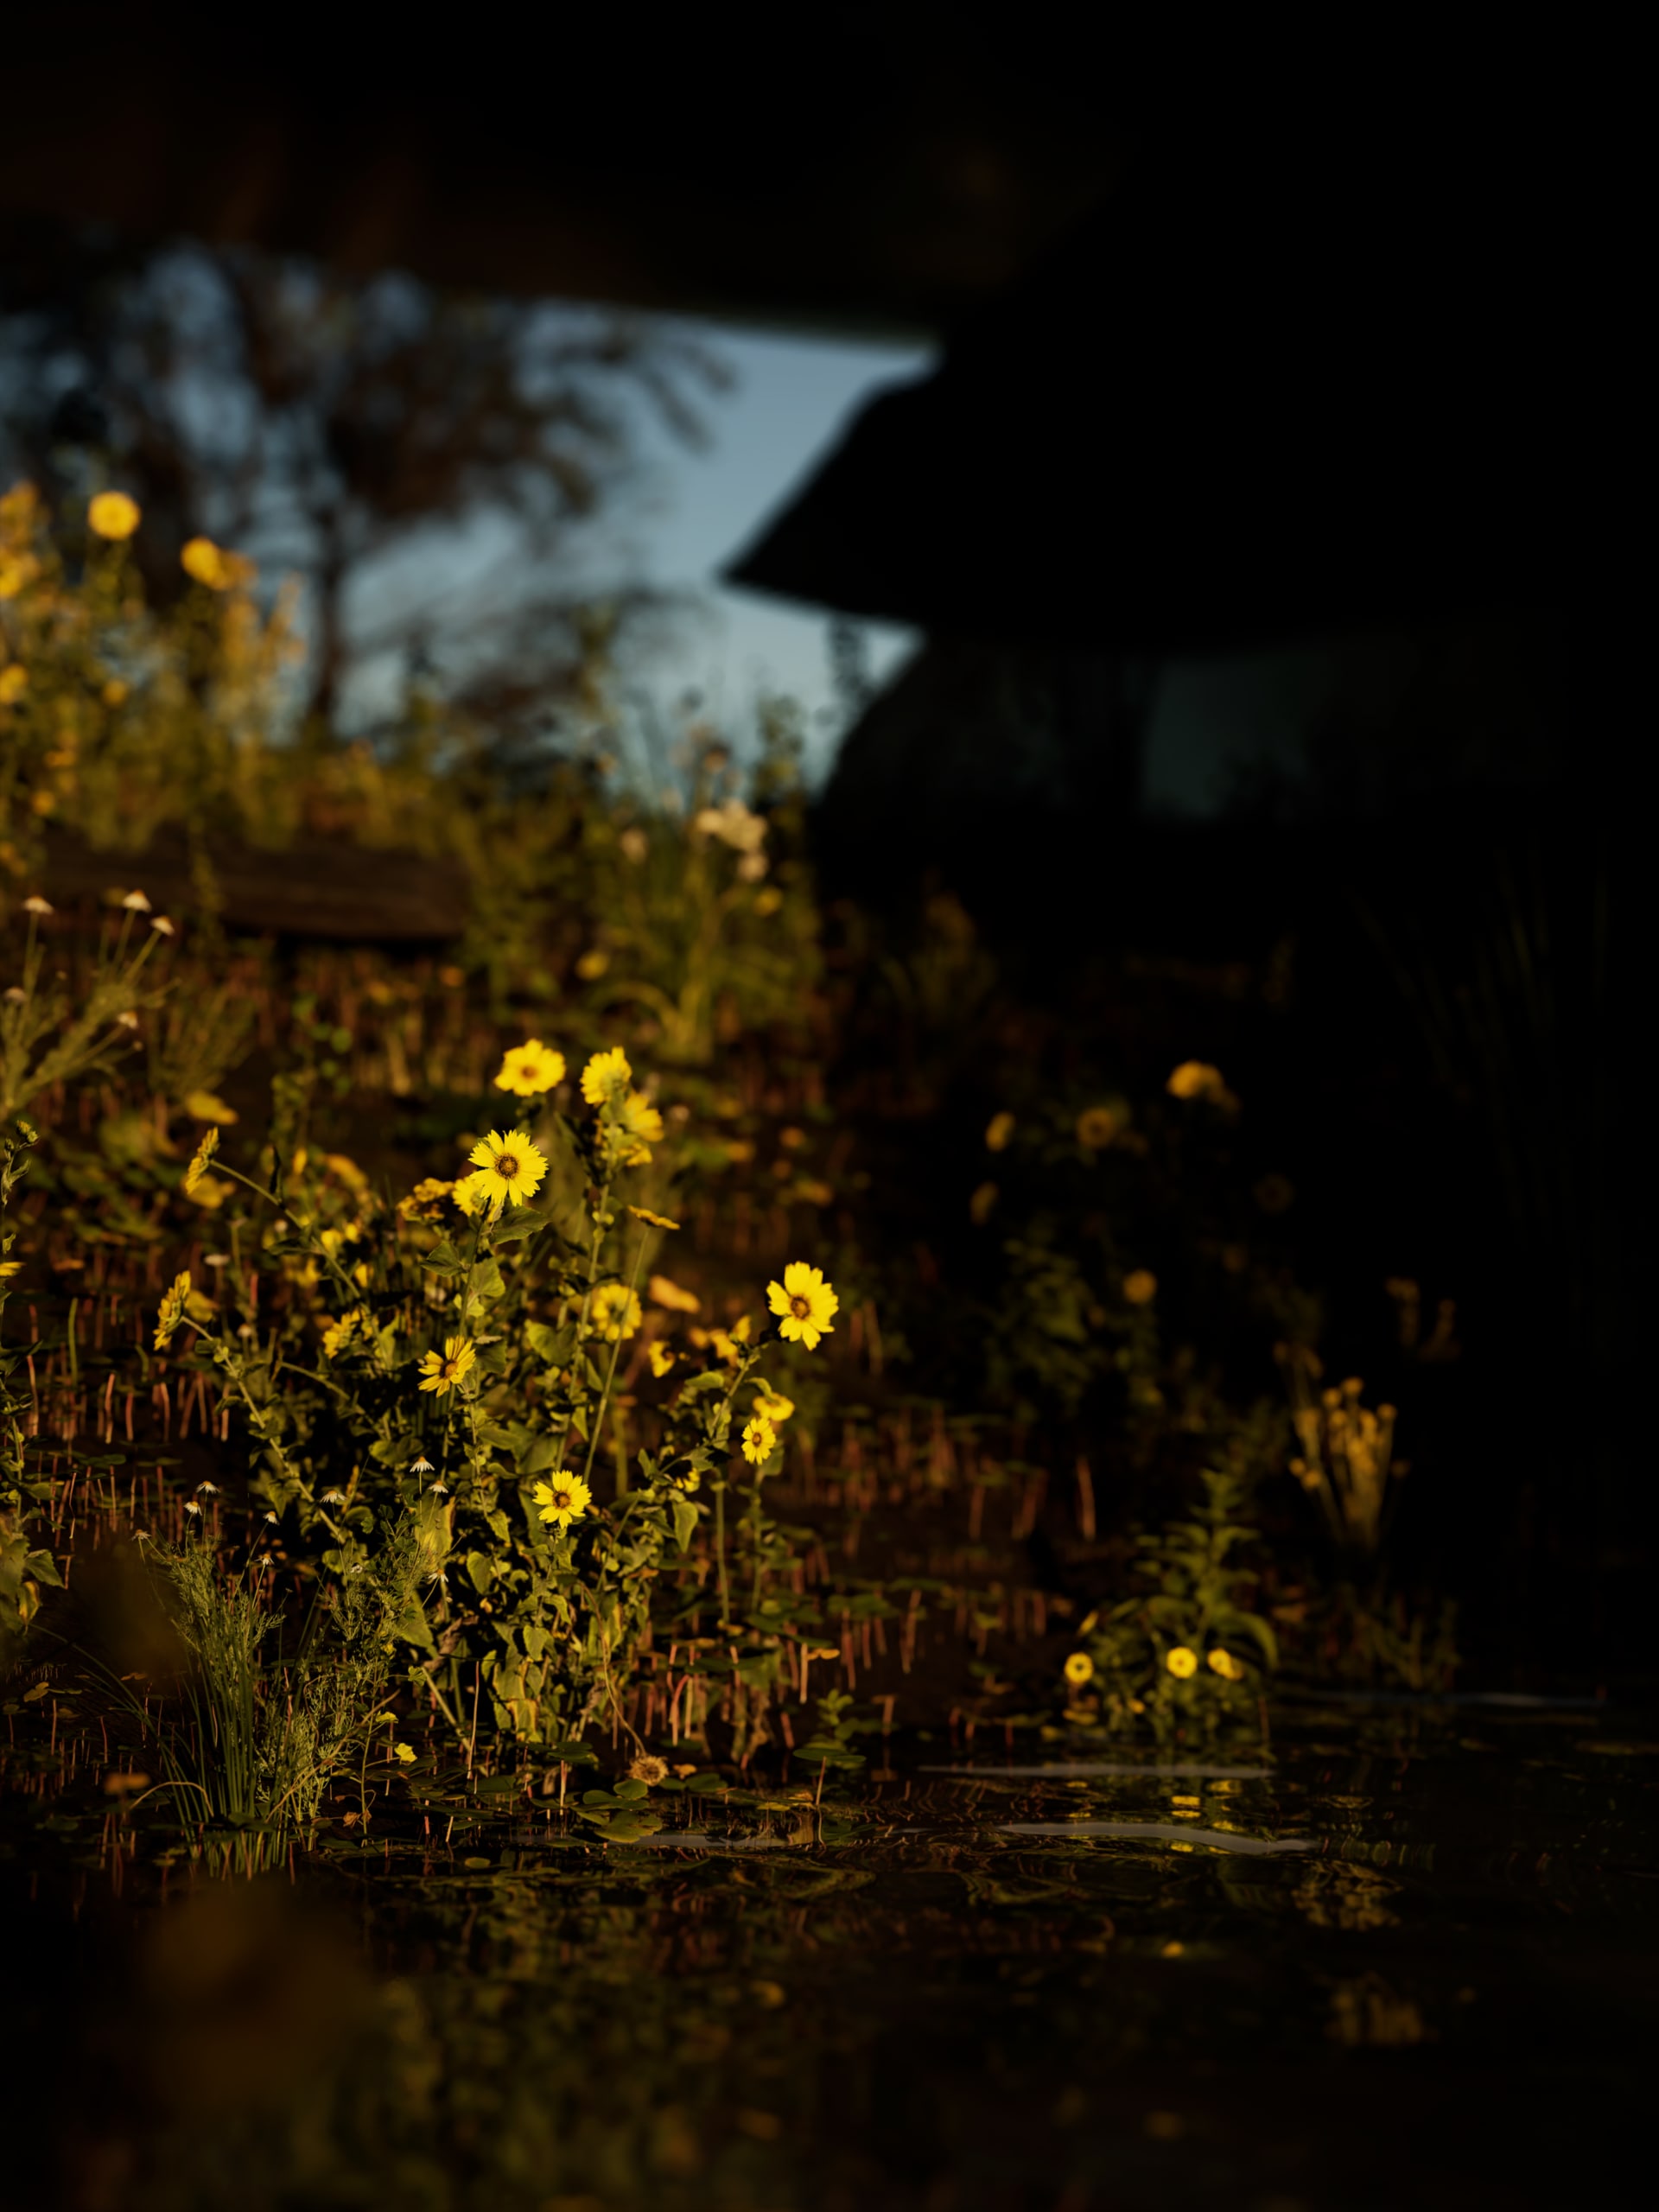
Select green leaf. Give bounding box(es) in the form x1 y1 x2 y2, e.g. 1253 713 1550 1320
525 1321 577 1368
671 1494 701 1552
423 1239 466 1277
465 1551 495 1596
390 1595 436 1651
491 1205 543 1243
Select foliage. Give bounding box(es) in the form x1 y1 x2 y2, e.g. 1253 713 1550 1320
1067 1462 1277 1740
163 1047 830 1754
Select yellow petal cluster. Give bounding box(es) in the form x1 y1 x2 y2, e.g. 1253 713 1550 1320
741 1414 778 1465
766 1262 838 1351
465 1130 549 1211
590 1283 642 1342
494 1039 566 1097
533 1471 592 1530
87 491 141 540
418 1336 475 1395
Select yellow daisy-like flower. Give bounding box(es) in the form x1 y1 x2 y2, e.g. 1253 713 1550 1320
418 1336 476 1395
590 1283 642 1342
649 1274 700 1314
752 1386 795 1424
181 1125 220 1197
322 1306 370 1360
533 1471 592 1531
766 1261 838 1351
1166 1645 1198 1680
1122 1269 1158 1306
494 1039 566 1097
608 1089 664 1166
581 1046 632 1105
1166 1060 1226 1102
0 1262 22 1281
647 1340 677 1378
87 491 141 540
450 1171 492 1217
1207 1648 1246 1681
741 1414 778 1465
465 1130 549 1211
399 1177 454 1220
1064 1651 1096 1687
154 1269 193 1349
394 1743 416 1765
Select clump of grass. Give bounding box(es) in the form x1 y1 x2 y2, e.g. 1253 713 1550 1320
118 1521 428 1859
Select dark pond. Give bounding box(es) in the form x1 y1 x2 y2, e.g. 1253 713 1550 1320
5 1699 1654 2210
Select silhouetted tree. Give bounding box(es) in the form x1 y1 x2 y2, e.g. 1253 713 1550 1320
0 225 727 738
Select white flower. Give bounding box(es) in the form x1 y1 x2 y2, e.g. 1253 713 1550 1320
204 1253 229 1268
410 1454 435 1476
120 889 152 912
321 1488 347 1506
183 1500 201 1516
116 1011 139 1030
149 915 175 936
195 1480 219 1495
264 1511 279 1524
22 895 53 916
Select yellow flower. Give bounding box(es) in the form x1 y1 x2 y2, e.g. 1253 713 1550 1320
87 491 141 540
183 1089 237 1124
465 1130 549 1211
649 1274 700 1313
1166 1061 1226 1102
985 1111 1016 1152
1076 1104 1123 1150
0 1260 23 1281
493 1039 566 1097
741 1414 778 1465
626 1205 680 1230
533 1471 592 1531
752 1386 795 1424
180 536 232 588
1207 1648 1246 1681
398 1177 454 1220
590 1283 642 1342
154 1269 194 1349
581 1046 632 1105
608 1089 664 1166
766 1261 838 1351
322 1306 370 1359
1122 1269 1158 1306
1064 1651 1096 1687
181 1125 220 1197
1166 1645 1198 1680
451 1171 491 1217
394 1743 416 1765
647 1340 677 1378
418 1336 476 1395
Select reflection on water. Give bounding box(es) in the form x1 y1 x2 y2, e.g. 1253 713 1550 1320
3 1712 1654 2209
